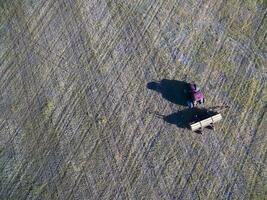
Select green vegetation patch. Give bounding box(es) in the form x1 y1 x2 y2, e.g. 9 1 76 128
229 77 259 110
212 42 235 76
42 99 55 121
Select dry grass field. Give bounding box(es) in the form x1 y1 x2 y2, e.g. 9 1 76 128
0 0 266 199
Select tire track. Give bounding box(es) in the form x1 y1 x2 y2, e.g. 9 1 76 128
0 0 65 92
0 39 83 195
204 68 261 198
0 0 58 66
60 2 180 197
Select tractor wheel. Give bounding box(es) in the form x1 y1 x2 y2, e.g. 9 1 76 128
199 98 204 105
187 101 194 108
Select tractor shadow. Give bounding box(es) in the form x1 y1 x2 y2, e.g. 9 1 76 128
147 79 190 106
157 107 218 130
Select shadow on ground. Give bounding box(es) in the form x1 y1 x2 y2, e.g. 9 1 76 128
147 79 190 106
156 108 217 129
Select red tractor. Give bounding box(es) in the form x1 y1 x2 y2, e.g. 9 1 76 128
187 83 204 108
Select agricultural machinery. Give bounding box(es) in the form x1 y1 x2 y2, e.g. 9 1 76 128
186 83 204 108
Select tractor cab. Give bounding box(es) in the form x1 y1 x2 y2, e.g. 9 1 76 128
187 83 204 108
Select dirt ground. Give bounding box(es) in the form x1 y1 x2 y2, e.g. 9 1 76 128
0 0 266 199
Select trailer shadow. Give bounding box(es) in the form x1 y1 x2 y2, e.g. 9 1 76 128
157 108 218 130
147 79 190 106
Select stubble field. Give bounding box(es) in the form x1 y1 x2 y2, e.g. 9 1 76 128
0 0 266 199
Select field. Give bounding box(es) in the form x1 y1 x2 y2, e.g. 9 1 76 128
0 0 266 199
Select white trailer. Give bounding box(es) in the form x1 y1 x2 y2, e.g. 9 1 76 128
190 113 222 132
